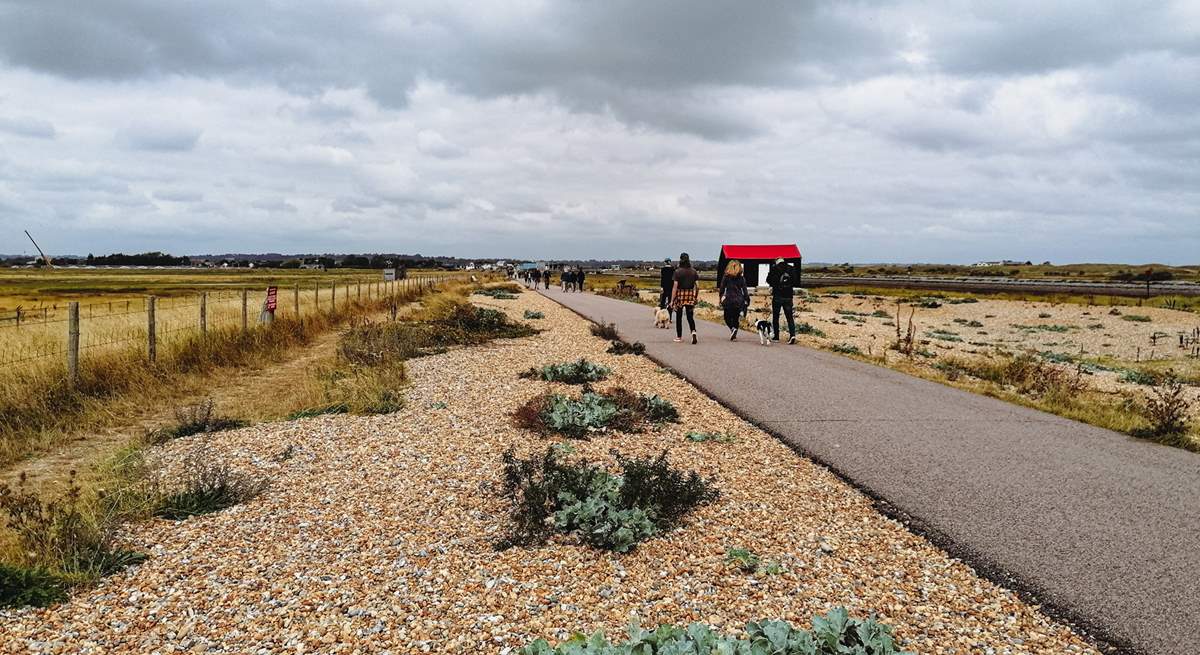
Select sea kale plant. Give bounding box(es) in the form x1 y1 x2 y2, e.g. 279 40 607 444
520 358 611 384
521 607 912 655
514 388 679 438
499 447 717 552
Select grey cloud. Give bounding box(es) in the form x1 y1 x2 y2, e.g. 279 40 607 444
152 189 204 202
250 198 297 213
0 115 56 138
117 124 202 152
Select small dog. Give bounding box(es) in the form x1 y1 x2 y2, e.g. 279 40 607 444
754 319 773 345
654 307 671 328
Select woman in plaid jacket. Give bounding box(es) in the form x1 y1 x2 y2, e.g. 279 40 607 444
670 252 700 344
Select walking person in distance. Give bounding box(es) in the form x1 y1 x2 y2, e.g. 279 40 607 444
576 267 586 292
766 256 797 343
670 252 699 344
719 259 749 340
658 257 675 309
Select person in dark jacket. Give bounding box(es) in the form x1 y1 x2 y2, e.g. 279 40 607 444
658 258 675 309
576 268 586 292
766 257 797 343
718 260 749 340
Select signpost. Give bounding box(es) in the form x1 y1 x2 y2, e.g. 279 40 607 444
383 268 397 281
260 286 278 324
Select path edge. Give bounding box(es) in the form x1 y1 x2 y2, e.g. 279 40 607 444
541 289 1133 655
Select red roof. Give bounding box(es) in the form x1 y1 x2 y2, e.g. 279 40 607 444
721 244 801 260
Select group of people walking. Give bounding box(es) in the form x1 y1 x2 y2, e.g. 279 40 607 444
518 266 586 291
660 253 797 345
560 267 585 292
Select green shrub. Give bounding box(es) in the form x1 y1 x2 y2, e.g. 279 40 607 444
832 343 862 355
521 358 611 384
474 287 522 299
499 448 717 552
153 458 266 520
836 310 868 317
925 329 962 342
148 399 248 444
1120 369 1159 386
515 388 677 438
686 431 735 443
521 607 910 655
338 301 537 364
1122 314 1152 322
286 403 350 420
725 547 783 575
641 394 680 423
523 310 545 319
796 323 825 337
871 310 891 318
607 340 645 356
0 563 69 608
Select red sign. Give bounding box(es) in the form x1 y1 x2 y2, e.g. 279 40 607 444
265 286 278 311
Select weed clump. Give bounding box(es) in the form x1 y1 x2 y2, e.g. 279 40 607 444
832 343 862 355
0 472 147 597
725 547 783 575
590 322 620 341
796 323 825 337
152 455 266 520
148 399 248 444
520 358 611 384
523 310 545 319
1135 373 1194 445
0 563 69 608
607 340 646 356
1122 314 1152 323
499 447 717 552
520 607 910 654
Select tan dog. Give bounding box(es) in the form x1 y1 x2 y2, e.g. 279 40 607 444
654 307 671 328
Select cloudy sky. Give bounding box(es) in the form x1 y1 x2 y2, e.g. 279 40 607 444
0 1 1197 263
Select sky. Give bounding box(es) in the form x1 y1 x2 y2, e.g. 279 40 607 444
0 1 1197 264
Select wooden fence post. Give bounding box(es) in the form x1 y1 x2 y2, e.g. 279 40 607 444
357 281 361 300
67 302 79 388
147 296 157 363
294 285 300 317
331 284 336 313
200 292 207 335
241 289 248 332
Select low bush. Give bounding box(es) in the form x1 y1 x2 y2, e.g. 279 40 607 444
523 310 545 319
152 457 266 520
520 358 611 384
1122 314 1152 323
686 431 735 443
521 607 910 654
607 340 646 356
499 448 717 552
796 323 825 337
148 399 248 444
832 343 862 355
871 310 891 318
590 322 620 340
726 547 783 575
1136 373 1193 442
474 286 522 298
339 300 537 365
1119 369 1159 386
0 472 147 589
0 563 69 608
515 388 678 438
286 403 350 420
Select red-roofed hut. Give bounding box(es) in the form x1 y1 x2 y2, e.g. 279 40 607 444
717 244 802 288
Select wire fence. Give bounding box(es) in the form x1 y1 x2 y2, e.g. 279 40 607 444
0 275 454 376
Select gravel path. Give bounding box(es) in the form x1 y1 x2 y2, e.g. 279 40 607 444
1 290 1097 654
545 287 1200 655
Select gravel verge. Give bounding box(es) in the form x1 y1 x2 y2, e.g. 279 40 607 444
1 290 1098 654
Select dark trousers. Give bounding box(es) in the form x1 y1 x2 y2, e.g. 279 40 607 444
675 305 695 337
772 296 795 339
723 306 741 331
658 288 671 309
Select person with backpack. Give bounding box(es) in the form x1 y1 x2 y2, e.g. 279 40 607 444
532 268 542 290
670 252 699 344
718 259 749 340
766 257 797 343
658 257 675 309
576 267 586 292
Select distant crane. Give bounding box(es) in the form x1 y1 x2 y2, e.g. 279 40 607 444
24 230 52 268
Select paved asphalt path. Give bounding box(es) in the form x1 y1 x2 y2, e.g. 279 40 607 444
540 287 1200 655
